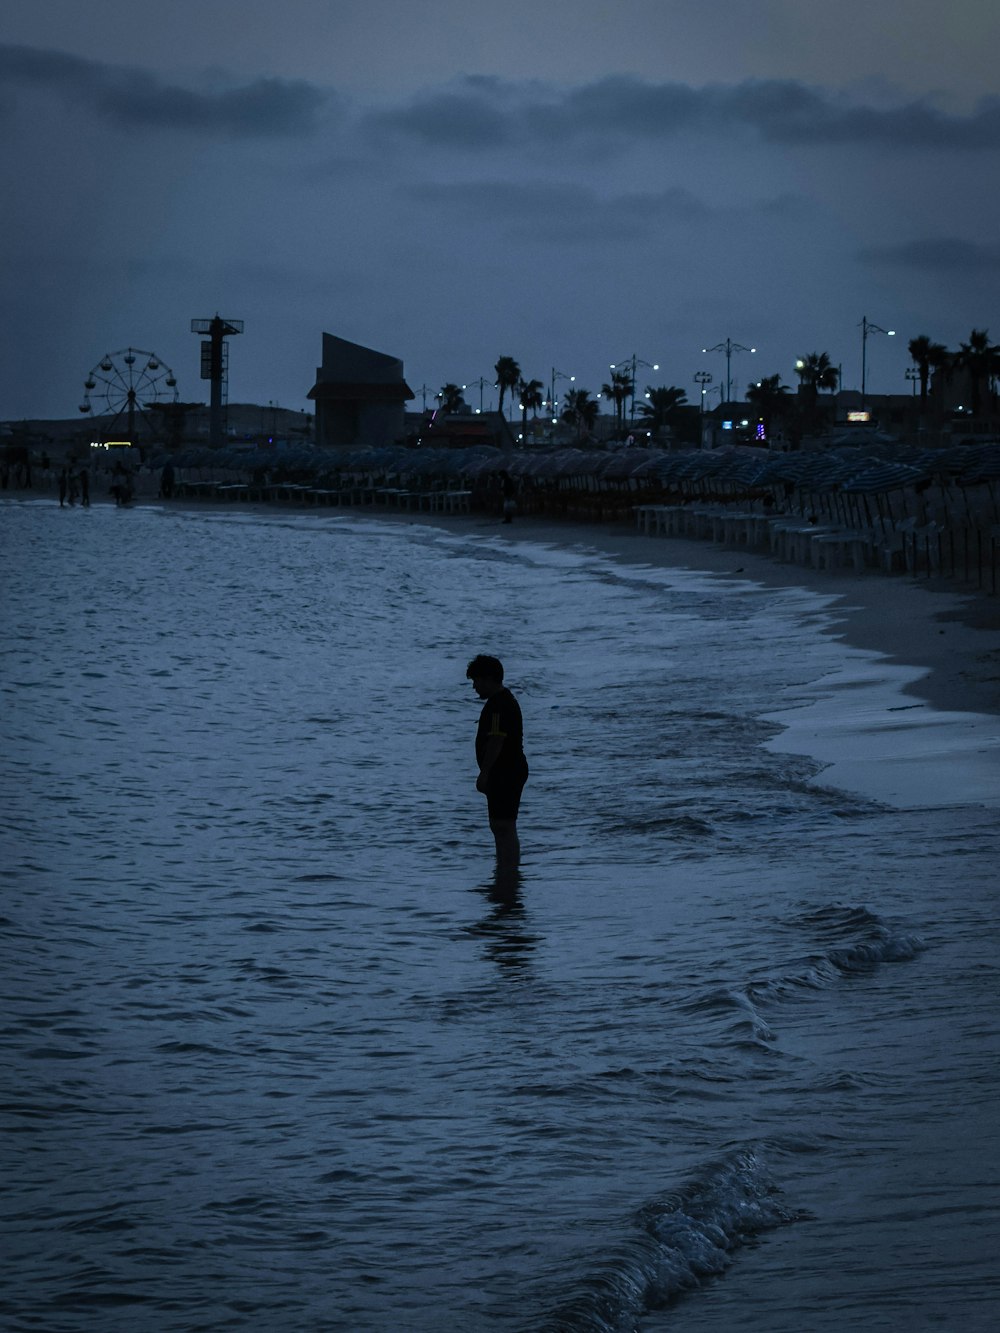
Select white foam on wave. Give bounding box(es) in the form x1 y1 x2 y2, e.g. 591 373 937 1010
764 657 1000 809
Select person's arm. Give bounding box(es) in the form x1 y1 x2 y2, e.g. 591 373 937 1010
476 734 505 790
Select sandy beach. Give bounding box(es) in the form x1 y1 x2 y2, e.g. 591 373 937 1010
339 506 1000 809
305 503 1000 717
17 476 1000 719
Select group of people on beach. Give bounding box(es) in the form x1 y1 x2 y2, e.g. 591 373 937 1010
1 450 140 507
58 466 90 507
0 458 34 490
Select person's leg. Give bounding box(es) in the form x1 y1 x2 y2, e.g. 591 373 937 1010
489 817 520 870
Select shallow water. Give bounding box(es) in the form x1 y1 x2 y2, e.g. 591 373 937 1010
2 498 998 1331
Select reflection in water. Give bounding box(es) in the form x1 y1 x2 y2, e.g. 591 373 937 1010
468 869 539 973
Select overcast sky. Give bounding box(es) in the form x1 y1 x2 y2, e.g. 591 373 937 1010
3 0 999 421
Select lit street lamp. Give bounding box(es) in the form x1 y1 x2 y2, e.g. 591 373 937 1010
860 315 895 405
464 376 493 413
610 354 659 429
702 338 755 405
548 367 575 421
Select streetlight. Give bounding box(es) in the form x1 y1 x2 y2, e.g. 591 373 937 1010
464 376 492 414
610 354 659 429
693 370 713 414
860 315 895 405
548 367 575 421
702 339 755 405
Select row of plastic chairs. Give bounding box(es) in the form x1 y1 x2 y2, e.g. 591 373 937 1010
633 504 957 576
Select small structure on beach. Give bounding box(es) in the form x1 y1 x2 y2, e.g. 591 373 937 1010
308 333 414 448
411 410 516 451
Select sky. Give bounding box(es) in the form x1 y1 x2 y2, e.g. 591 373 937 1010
2 0 999 422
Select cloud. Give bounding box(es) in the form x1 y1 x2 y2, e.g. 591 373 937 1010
364 76 517 149
364 72 1000 152
405 178 737 244
7 45 999 153
860 237 1000 270
0 43 330 137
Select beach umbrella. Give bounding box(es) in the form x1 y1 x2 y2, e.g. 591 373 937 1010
840 462 924 493
839 461 926 531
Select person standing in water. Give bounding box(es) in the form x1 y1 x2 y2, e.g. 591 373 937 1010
466 655 529 871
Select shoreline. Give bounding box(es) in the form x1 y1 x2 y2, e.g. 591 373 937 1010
316 503 1000 722
12 488 1000 722
356 508 1000 807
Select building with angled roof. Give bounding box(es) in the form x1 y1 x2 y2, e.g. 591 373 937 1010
307 333 414 448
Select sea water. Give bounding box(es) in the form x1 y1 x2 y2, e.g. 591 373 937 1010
1 498 998 1332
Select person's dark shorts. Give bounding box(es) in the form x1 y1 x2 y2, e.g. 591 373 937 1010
486 763 528 821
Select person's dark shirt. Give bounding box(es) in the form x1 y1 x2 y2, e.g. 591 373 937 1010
476 688 527 776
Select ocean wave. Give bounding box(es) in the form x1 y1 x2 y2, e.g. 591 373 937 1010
746 905 926 1007
536 1147 798 1331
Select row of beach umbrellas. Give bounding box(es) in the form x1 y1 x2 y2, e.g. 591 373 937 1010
155 439 1000 498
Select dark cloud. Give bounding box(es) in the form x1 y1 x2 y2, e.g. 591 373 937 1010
406 179 722 243
860 237 1000 271
364 72 1000 152
729 83 1000 148
7 46 998 152
364 77 517 149
0 43 330 136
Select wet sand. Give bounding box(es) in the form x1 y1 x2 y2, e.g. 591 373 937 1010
348 506 1000 723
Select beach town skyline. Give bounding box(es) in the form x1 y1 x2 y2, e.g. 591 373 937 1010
2 1 999 421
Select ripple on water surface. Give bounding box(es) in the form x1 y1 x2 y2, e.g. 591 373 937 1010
1 500 999 1330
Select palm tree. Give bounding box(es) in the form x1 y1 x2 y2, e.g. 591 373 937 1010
637 385 688 435
601 369 633 436
560 388 599 443
517 377 545 441
908 334 947 408
745 374 790 442
436 383 466 414
494 356 521 420
955 328 997 415
794 352 839 401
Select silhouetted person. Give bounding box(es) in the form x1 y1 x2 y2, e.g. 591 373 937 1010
499 470 517 523
160 461 175 499
111 461 131 505
68 469 79 506
79 467 90 507
466 654 529 872
58 468 68 507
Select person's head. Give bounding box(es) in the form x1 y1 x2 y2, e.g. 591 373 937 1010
466 654 504 698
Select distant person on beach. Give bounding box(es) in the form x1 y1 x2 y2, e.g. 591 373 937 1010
58 468 67 507
111 461 131 506
467 655 529 871
160 461 175 499
499 470 517 524
79 467 90 507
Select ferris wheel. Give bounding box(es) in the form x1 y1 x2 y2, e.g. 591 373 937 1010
79 347 178 439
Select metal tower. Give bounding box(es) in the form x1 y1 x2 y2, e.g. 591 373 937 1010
191 316 243 447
